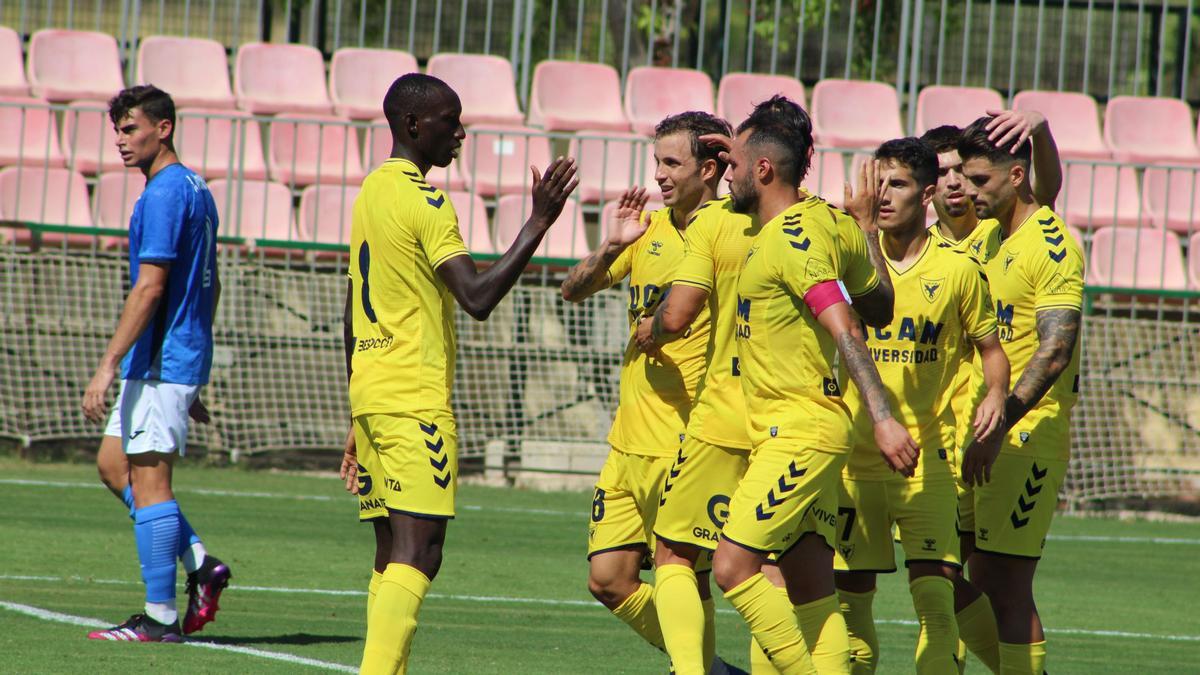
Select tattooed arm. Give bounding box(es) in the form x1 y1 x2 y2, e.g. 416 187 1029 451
1004 307 1081 429
561 187 650 302
842 158 894 328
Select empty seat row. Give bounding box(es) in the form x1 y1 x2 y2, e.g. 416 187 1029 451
1060 163 1200 233
1086 227 1200 291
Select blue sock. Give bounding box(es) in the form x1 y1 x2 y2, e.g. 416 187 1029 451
178 512 201 553
122 485 135 520
134 500 181 605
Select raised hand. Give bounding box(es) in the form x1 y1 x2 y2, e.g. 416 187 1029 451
530 157 580 228
984 109 1046 153
843 158 884 234
609 187 652 247
697 133 734 167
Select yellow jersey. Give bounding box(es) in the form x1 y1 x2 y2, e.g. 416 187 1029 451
928 217 1000 262
347 159 468 417
673 197 761 450
982 206 1084 459
605 207 711 457
845 235 997 480
736 197 880 450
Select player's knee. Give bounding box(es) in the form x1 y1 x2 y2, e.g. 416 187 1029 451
711 548 754 593
586 572 635 608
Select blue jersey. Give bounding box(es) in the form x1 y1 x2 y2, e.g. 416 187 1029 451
122 163 219 385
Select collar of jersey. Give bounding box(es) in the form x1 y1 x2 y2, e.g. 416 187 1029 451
882 230 932 276
384 157 424 178
1001 205 1052 246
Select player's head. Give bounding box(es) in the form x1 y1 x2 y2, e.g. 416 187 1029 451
383 73 465 169
920 124 973 220
108 85 176 170
957 116 1032 220
652 111 732 209
873 137 938 234
725 95 814 215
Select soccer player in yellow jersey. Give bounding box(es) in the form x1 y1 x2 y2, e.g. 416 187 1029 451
699 96 917 675
957 116 1084 675
559 111 730 666
831 139 1011 675
338 73 579 675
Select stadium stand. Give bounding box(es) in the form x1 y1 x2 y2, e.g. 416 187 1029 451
0 97 66 167
460 125 552 196
569 131 648 203
623 66 715 136
61 101 124 175
717 73 807 130
810 79 904 148
1012 90 1111 160
137 36 236 109
235 43 333 115
1104 96 1200 165
1059 163 1143 229
175 108 268 180
1087 226 1189 290
0 26 29 96
527 60 630 132
0 166 93 244
329 47 419 120
1142 167 1200 234
493 194 588 258
802 149 848 205
1190 233 1200 290
448 190 495 255
365 118 469 189
207 178 294 241
298 183 360 247
92 170 144 233
426 53 524 126
267 114 364 187
26 29 125 102
914 85 1004 134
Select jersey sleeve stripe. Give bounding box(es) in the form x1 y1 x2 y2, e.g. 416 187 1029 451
848 276 881 298
673 277 713 291
431 249 469 269
1034 301 1083 311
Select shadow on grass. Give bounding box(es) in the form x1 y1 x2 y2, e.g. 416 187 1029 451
192 633 360 646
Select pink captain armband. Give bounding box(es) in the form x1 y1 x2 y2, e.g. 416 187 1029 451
803 279 851 317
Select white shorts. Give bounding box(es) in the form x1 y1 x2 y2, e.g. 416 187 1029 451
103 379 200 456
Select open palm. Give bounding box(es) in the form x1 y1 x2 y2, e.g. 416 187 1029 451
610 187 652 246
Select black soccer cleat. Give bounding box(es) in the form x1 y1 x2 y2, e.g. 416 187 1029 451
87 613 183 642
183 555 232 634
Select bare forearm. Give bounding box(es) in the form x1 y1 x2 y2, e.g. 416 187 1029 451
836 331 894 424
1030 125 1063 206
857 235 895 327
980 344 1010 398
343 282 354 380
561 238 626 302
1005 309 1079 427
101 285 163 370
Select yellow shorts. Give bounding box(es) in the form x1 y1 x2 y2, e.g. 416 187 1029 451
973 452 1067 559
655 435 751 553
354 412 457 521
588 448 674 559
722 440 846 556
952 439 976 534
833 476 960 573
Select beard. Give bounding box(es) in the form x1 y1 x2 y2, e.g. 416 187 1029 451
728 178 758 214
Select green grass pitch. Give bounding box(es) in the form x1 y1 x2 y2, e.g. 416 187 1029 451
1 457 1197 674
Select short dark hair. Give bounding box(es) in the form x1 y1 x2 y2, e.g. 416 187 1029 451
875 137 939 189
735 95 814 186
383 73 455 134
108 85 176 139
654 111 733 175
957 115 1031 167
920 125 961 154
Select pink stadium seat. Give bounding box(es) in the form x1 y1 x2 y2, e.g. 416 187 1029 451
0 166 94 245
915 85 1004 134
92 170 144 231
569 131 648 203
235 43 332 115
175 108 267 180
364 118 465 190
1059 163 1143 229
62 101 124 174
426 53 523 126
493 194 587 259
811 79 904 149
599 198 664 242
1189 232 1200 290
1142 167 1200 234
448 190 494 255
0 26 29 96
298 183 360 247
268 114 364 187
329 48 418 120
1087 226 1188 290
208 179 294 241
137 36 235 109
460 125 552 197
0 97 66 167
1012 90 1110 160
717 73 807 128
1104 96 1200 165
624 67 714 137
26 30 125 102
527 60 629 132
802 149 847 206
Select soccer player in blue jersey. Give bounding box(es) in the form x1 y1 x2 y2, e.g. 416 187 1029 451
82 85 228 642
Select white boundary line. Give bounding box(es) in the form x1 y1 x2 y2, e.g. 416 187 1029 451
2 574 1197 644
3 478 1197 544
0 600 357 672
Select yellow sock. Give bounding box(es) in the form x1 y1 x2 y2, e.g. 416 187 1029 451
794 594 851 675
366 569 384 621
725 573 812 675
612 582 665 651
654 565 705 675
910 576 959 675
956 594 1000 673
837 588 878 674
360 563 430 675
750 635 783 674
702 595 716 672
998 641 1045 675
956 638 967 675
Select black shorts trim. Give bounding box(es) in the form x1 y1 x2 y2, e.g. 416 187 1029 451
386 507 455 521
956 529 974 536
972 545 1042 561
586 542 648 560
903 558 963 570
778 531 833 559
719 533 777 555
653 531 718 553
359 515 388 523
835 567 899 575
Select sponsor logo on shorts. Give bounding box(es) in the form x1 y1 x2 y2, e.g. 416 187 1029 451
359 498 385 513
839 544 855 560
129 429 146 440
384 477 402 493
356 464 372 495
707 495 730 528
809 504 837 529
691 527 720 543
979 528 989 541
922 538 937 552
